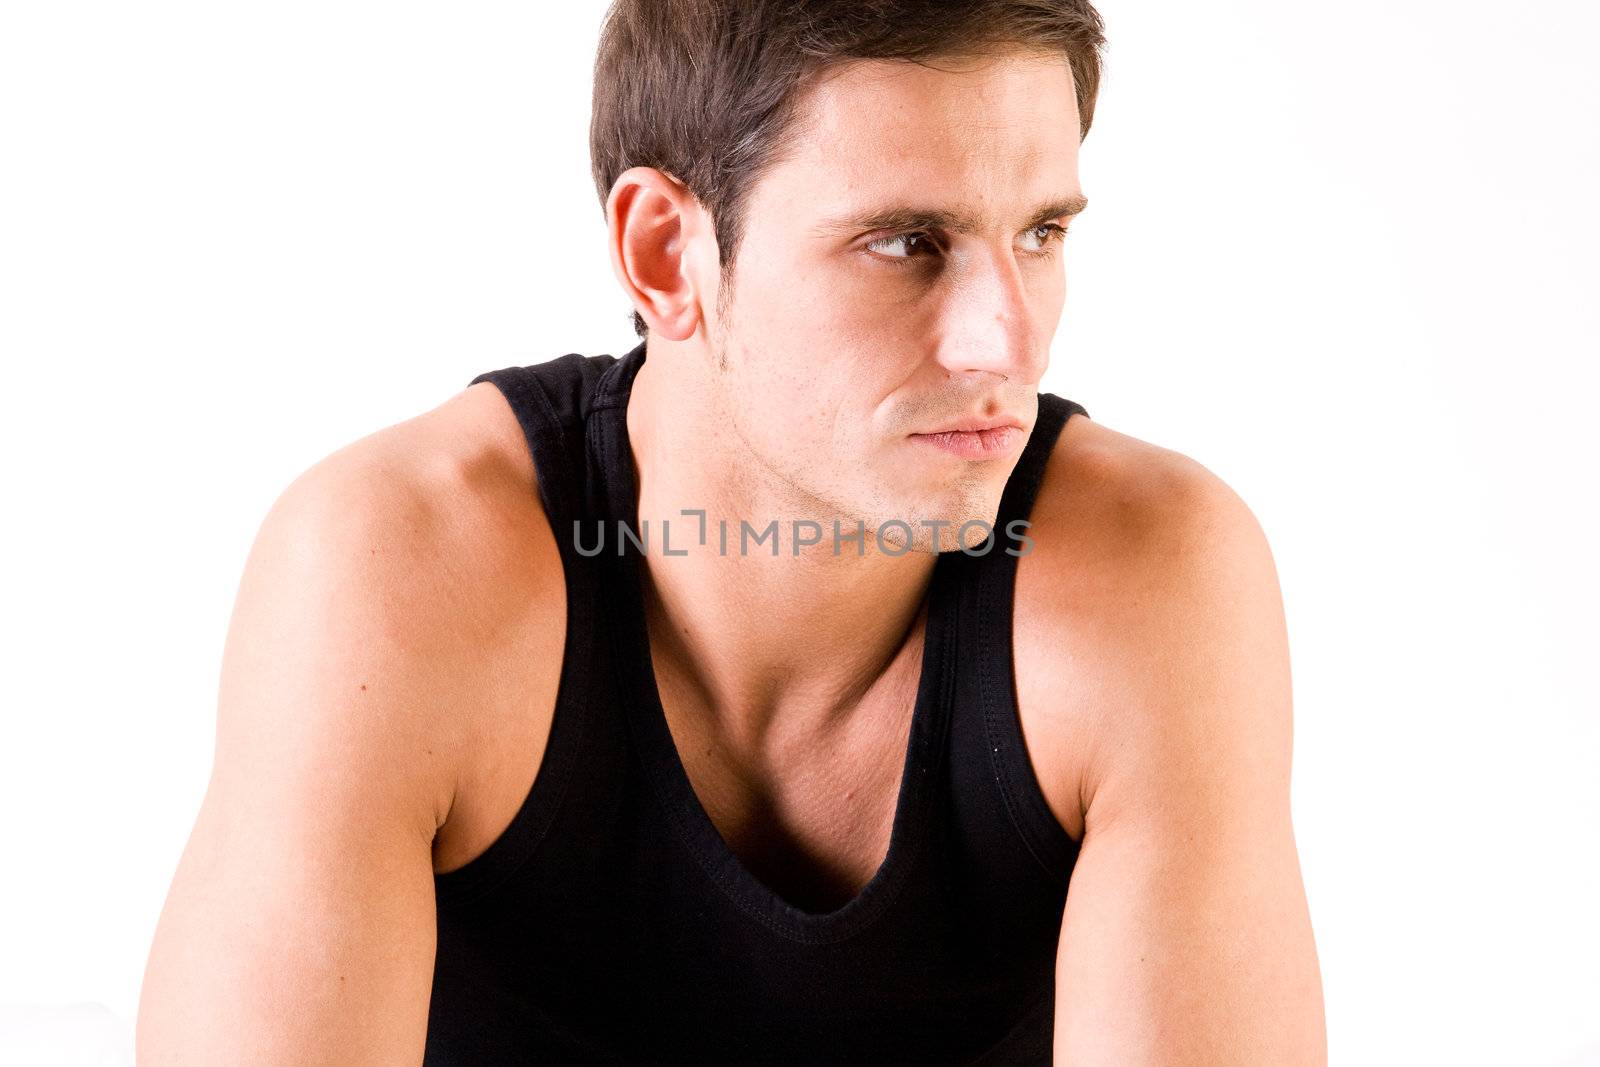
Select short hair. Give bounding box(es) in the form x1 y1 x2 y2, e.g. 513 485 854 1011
589 0 1108 338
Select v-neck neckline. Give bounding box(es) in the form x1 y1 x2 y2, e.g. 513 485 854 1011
586 341 960 944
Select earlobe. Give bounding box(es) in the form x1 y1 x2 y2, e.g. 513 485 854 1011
607 168 703 342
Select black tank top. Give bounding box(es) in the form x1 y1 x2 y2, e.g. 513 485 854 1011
425 341 1090 1065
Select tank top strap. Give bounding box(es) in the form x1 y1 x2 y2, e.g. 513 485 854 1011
434 348 630 907
999 392 1087 533
958 390 1090 886
466 349 626 548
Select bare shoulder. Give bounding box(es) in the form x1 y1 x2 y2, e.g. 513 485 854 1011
1014 411 1289 840
229 377 566 866
1025 415 1325 1062
137 379 565 1060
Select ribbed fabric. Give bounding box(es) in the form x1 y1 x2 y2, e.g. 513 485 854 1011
425 341 1090 1065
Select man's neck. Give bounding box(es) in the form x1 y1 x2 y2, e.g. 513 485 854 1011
625 341 939 752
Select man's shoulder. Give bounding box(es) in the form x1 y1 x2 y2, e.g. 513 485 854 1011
141 380 571 1059
1015 411 1287 833
233 380 567 836
1029 411 1262 563
266 378 561 630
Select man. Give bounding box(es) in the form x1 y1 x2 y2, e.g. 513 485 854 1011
139 2 1326 1063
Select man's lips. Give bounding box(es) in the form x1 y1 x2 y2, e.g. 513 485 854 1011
916 417 1023 434
909 423 1025 458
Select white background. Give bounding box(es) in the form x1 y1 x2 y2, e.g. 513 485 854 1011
2 1 1596 1063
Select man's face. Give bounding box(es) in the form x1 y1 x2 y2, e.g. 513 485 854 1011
704 47 1084 554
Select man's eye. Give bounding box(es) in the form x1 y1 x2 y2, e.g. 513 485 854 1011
864 225 1070 267
1019 222 1070 254
864 231 934 261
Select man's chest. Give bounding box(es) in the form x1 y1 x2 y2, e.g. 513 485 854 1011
436 569 1094 880
657 577 1092 885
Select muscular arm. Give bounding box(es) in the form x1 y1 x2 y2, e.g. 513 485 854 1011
137 449 469 1063
1052 463 1326 1064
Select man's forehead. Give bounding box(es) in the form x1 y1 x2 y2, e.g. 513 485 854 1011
798 49 1078 137
776 53 1080 182
738 51 1082 238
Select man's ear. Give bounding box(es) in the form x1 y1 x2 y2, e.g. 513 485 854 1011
605 167 707 342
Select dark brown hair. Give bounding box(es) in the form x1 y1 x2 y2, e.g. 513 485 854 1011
590 0 1108 338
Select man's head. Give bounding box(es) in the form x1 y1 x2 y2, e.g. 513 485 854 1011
591 1 1105 554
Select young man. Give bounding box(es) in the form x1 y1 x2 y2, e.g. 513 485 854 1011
139 2 1326 1063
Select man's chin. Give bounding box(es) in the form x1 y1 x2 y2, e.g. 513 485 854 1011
859 503 1003 556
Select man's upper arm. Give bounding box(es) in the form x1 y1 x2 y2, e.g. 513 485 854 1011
1052 462 1326 1065
138 449 468 1064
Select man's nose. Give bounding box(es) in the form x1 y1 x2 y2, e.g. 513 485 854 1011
932 245 1044 384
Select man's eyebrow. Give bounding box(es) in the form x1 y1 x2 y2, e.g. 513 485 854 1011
810 194 1088 238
